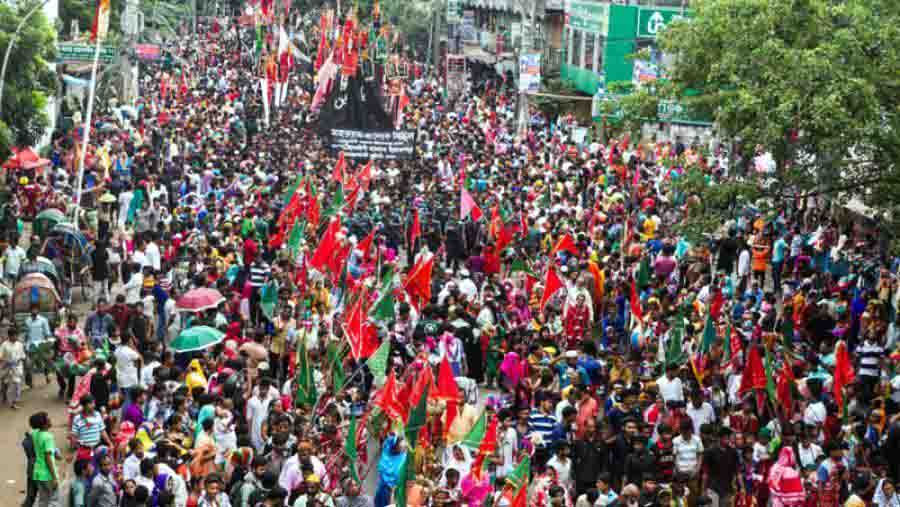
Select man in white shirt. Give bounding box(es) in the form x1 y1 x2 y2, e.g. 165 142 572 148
672 419 704 477
3 243 26 282
145 235 162 272
685 389 716 435
115 338 142 398
657 363 684 404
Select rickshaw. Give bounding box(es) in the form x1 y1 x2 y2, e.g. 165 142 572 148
33 208 67 240
18 257 62 291
11 273 62 329
43 222 95 300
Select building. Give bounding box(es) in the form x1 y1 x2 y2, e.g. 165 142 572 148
560 0 715 142
453 0 566 80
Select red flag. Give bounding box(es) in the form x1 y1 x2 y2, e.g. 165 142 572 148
550 233 578 256
373 370 406 423
326 242 351 278
524 274 538 298
332 152 347 183
435 356 461 434
629 281 643 322
278 189 303 227
309 218 341 270
511 481 527 507
434 356 460 401
305 185 320 226
738 345 767 396
709 289 725 320
489 205 502 238
357 229 375 259
355 160 374 192
538 267 564 313
403 254 434 311
460 188 483 221
409 364 434 407
833 340 855 411
314 28 327 71
409 209 421 246
518 212 528 239
343 296 379 359
471 416 499 479
587 261 603 302
777 360 795 419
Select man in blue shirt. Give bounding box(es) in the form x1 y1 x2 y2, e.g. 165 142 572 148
23 305 52 388
772 233 789 292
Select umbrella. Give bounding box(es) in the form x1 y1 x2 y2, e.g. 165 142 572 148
170 326 225 353
176 287 225 312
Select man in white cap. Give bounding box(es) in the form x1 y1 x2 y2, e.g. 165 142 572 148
457 269 477 301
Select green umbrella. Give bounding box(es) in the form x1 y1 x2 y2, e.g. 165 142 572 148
170 326 225 353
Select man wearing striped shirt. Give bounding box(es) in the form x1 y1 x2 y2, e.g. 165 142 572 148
249 257 271 323
858 335 884 404
528 390 562 466
70 395 112 459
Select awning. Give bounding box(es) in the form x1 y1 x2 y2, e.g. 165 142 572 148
463 45 496 64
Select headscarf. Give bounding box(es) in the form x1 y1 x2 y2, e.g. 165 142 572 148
441 443 473 480
874 479 900 507
767 447 805 507
186 359 208 391
377 434 408 488
499 352 524 388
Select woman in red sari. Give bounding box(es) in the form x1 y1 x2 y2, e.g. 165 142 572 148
564 293 591 349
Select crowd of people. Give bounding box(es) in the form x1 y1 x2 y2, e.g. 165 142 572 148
4 9 900 507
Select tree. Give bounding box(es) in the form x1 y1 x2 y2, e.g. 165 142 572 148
0 1 57 159
658 0 900 217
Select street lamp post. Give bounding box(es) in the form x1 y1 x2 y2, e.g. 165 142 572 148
0 0 53 115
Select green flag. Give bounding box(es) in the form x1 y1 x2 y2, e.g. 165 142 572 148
405 383 429 456
260 281 279 321
366 340 391 383
327 341 346 390
287 220 305 256
395 454 411 507
509 258 535 277
284 176 304 205
782 310 794 351
295 339 318 407
700 312 716 355
380 266 395 291
370 293 395 322
723 324 733 362
461 411 487 450
764 346 777 403
345 414 360 483
666 311 685 368
506 455 530 491
636 256 651 289
324 185 344 217
255 24 264 58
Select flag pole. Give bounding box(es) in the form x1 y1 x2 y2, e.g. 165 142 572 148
73 33 104 229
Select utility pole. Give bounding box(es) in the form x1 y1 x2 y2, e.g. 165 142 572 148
121 0 143 104
515 0 538 136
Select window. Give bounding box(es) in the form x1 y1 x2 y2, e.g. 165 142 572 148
571 29 582 68
583 32 594 70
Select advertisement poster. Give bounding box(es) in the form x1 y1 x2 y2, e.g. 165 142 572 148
518 53 541 92
330 129 417 160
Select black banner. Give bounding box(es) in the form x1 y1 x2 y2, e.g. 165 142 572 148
329 129 416 160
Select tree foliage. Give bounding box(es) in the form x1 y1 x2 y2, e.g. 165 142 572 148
0 1 57 159
658 0 900 207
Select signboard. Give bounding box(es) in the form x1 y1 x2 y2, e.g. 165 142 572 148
446 54 467 98
330 129 417 160
57 43 117 64
447 0 462 24
657 99 685 119
637 8 685 38
134 44 161 61
566 1 609 35
632 59 658 86
461 10 477 42
518 53 541 92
